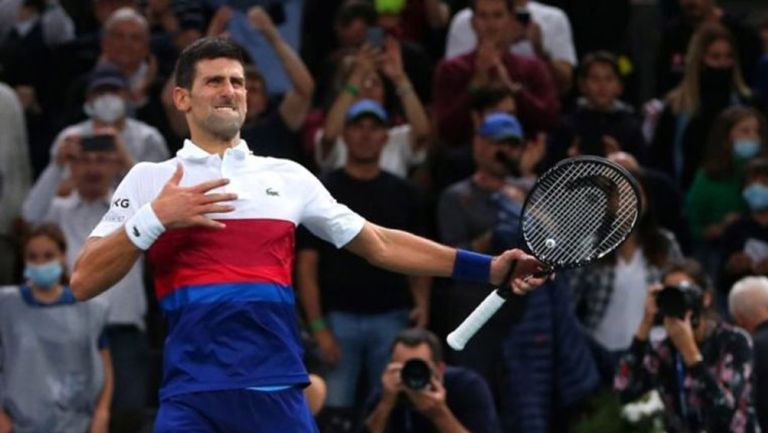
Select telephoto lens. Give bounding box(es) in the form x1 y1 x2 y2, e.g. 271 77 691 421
400 359 432 391
656 281 703 319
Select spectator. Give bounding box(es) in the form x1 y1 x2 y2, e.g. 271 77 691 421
431 85 517 191
570 168 682 383
376 0 452 60
719 159 768 300
0 0 74 45
22 131 150 433
445 0 576 94
550 51 646 164
52 64 169 174
656 0 761 95
728 276 768 433
296 99 430 431
608 151 691 255
0 224 112 433
648 23 753 190
686 107 767 280
433 0 559 148
0 82 30 285
313 1 433 106
615 259 761 433
237 7 315 162
363 328 499 433
314 40 429 177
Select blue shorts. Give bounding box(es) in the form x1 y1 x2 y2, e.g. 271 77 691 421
154 387 319 433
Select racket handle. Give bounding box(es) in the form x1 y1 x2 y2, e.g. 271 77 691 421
446 289 507 351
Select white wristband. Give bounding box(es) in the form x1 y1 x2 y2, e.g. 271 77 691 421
125 203 166 250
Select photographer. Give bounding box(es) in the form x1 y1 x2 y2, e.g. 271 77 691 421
364 328 499 433
614 259 760 433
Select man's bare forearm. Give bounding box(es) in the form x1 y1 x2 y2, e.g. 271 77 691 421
70 230 142 301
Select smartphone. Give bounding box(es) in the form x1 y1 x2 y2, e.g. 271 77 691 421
80 134 116 152
515 8 531 26
266 1 286 25
366 26 385 48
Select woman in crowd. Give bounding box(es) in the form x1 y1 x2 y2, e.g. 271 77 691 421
570 169 682 383
649 23 754 190
0 224 112 433
685 107 768 281
615 259 760 433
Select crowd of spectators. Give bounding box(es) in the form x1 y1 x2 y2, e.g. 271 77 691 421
1 0 768 432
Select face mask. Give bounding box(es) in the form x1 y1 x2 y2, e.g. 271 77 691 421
743 183 768 211
24 261 63 290
699 66 733 91
733 139 761 160
84 94 126 123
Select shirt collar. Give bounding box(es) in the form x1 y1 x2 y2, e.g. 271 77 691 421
176 139 251 161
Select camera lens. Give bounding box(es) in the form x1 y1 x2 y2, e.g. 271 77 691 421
400 359 432 391
656 286 687 319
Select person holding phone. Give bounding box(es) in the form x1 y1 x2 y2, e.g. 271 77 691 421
25 70 156 430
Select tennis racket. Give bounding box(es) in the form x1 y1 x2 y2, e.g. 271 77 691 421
447 156 641 350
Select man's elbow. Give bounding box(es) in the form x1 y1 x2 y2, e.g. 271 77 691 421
69 269 97 301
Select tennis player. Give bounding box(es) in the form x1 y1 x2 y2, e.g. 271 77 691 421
70 36 547 433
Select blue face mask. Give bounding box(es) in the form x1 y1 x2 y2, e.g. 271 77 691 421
24 261 63 290
733 139 761 160
743 183 768 211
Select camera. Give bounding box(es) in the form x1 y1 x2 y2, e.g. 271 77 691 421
400 358 432 391
80 134 116 152
656 281 703 320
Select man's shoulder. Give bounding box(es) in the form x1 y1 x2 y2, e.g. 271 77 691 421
250 155 317 182
441 177 475 199
125 118 164 137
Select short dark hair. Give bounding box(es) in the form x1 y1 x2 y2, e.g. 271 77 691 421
469 0 515 12
579 51 622 82
336 1 377 27
174 37 245 90
662 259 712 293
469 86 515 114
390 328 444 364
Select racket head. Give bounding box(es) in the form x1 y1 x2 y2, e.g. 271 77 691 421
521 155 641 270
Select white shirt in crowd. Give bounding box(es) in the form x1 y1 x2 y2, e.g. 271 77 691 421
22 163 147 329
313 124 427 178
445 2 577 66
593 249 650 351
0 82 31 238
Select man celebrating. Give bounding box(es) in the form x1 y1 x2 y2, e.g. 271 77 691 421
71 37 547 433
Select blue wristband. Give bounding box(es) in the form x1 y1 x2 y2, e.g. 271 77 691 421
452 249 493 283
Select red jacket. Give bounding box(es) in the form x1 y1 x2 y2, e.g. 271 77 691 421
433 50 560 147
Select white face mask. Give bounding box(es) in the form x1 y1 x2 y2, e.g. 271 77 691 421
84 94 126 123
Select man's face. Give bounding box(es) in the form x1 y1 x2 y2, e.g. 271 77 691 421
101 19 149 71
343 117 388 164
245 77 268 121
580 63 623 111
679 0 715 21
471 0 514 46
474 135 525 177
175 58 247 141
70 150 120 199
390 343 443 380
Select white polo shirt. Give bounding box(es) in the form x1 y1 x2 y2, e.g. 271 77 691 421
90 139 367 399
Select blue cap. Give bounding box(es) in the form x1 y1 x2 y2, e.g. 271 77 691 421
478 113 524 142
345 99 389 124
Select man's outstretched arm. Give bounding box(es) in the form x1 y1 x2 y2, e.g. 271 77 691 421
345 222 546 294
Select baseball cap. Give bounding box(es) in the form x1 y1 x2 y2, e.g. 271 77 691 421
87 64 129 93
478 113 524 143
345 99 389 124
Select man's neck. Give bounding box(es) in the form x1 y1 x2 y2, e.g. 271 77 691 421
190 128 241 156
344 161 381 181
472 171 505 191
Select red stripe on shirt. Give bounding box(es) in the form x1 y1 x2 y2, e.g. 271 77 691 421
147 219 296 299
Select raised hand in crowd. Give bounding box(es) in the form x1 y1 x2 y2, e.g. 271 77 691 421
520 132 547 177
726 251 755 275
0 408 11 433
247 5 279 39
55 134 82 168
207 6 233 37
635 283 662 341
92 125 135 172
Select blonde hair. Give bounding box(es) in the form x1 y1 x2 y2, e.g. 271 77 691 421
667 23 751 115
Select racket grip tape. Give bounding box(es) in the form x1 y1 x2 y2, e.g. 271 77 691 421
446 289 508 351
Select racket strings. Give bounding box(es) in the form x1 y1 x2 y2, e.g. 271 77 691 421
523 161 639 267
